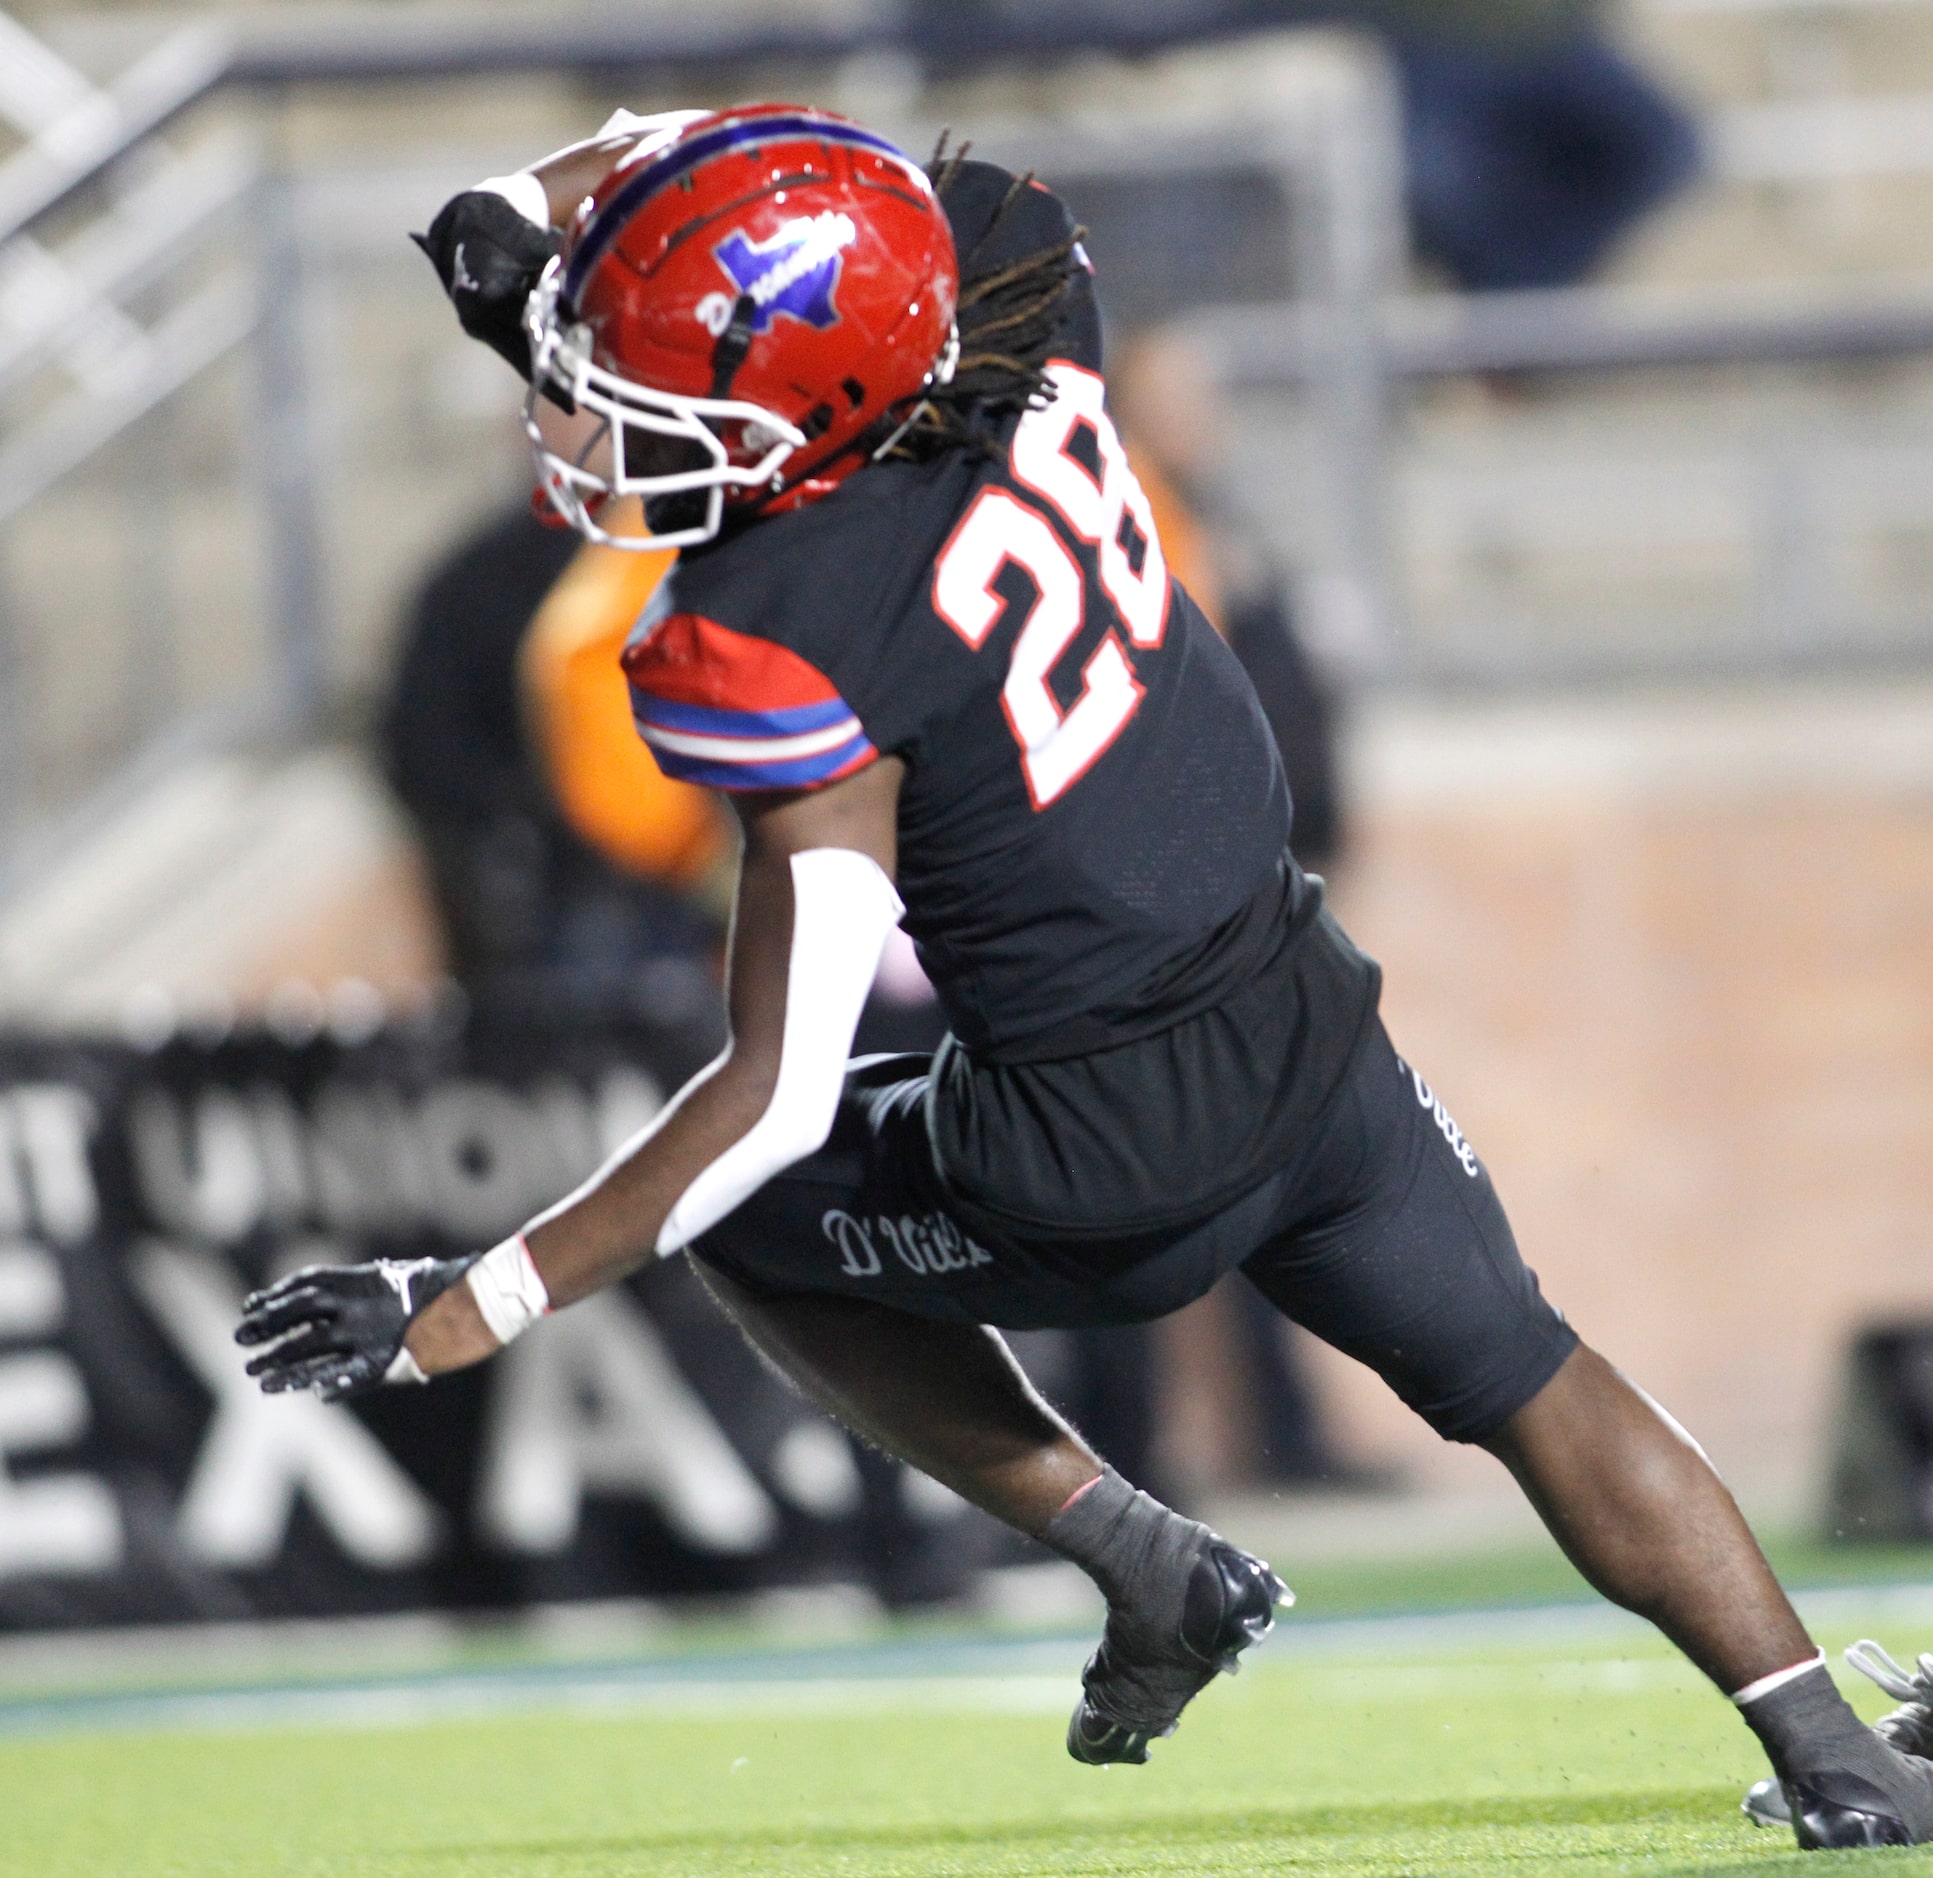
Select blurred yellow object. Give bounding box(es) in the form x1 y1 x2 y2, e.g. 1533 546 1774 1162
1124 443 1224 633
519 502 727 885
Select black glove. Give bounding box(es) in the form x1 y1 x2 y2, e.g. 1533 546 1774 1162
412 189 561 381
235 1254 478 1402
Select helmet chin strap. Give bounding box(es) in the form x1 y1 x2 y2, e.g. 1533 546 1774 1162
708 293 760 399
866 320 962 462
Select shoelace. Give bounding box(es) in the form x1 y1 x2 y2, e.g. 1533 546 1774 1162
1846 1640 1933 1756
1847 1641 1933 1706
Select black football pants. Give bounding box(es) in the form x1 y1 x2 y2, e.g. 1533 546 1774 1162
691 1018 1577 1445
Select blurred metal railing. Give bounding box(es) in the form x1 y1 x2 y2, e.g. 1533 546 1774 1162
1191 276 1933 680
1194 275 1933 381
0 145 259 516
0 19 231 235
0 13 330 906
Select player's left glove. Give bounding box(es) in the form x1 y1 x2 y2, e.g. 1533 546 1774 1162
412 185 560 382
234 1255 478 1403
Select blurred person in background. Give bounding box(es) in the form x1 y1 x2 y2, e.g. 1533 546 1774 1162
380 500 577 984
1109 329 1343 871
380 484 725 1014
519 499 732 932
1112 325 1370 1491
1356 0 1703 293
913 0 1700 292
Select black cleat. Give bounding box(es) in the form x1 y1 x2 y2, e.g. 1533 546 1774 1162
1742 1643 1933 1842
1744 1766 1933 1845
1066 1537 1289 1766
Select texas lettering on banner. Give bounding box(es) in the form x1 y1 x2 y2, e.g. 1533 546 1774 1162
0 1009 947 1630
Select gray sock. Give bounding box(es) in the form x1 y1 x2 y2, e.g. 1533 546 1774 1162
1743 1664 1933 1838
1041 1467 1211 1636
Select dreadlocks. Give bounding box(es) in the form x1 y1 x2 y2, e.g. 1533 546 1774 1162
883 137 1087 460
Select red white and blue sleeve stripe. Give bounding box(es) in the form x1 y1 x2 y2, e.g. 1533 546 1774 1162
620 610 877 793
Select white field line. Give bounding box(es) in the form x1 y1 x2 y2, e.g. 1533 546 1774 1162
3 1584 1930 1741
0 1658 1690 1742
0 1672 1083 1740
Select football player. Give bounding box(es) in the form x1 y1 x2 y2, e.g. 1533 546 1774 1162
239 105 1933 1843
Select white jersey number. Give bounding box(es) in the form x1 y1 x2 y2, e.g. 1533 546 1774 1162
931 363 1169 809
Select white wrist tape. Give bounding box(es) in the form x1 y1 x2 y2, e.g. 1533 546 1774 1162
596 107 708 145
480 111 709 232
384 1345 428 1386
465 1234 551 1348
473 170 551 231
656 849 904 1254
1731 1649 1827 1707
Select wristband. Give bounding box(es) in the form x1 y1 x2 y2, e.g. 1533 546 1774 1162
385 1345 428 1386
596 106 708 147
465 1234 551 1348
474 170 551 231
477 112 707 237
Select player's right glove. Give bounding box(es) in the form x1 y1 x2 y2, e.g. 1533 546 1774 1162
234 1254 478 1402
412 186 560 381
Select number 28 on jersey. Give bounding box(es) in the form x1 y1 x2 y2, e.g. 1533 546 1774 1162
932 361 1169 809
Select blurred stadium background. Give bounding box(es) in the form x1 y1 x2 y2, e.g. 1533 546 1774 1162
1 0 1932 1658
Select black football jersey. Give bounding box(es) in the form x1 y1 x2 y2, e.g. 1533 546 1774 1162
623 356 1290 1058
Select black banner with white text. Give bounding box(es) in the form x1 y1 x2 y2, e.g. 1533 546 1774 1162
0 1005 974 1630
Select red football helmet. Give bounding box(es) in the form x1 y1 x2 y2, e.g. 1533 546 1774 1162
524 104 960 550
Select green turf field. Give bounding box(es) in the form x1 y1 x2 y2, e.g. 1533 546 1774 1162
7 1582 1933 1877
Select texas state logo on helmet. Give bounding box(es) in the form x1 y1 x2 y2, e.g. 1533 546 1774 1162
524 104 960 551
